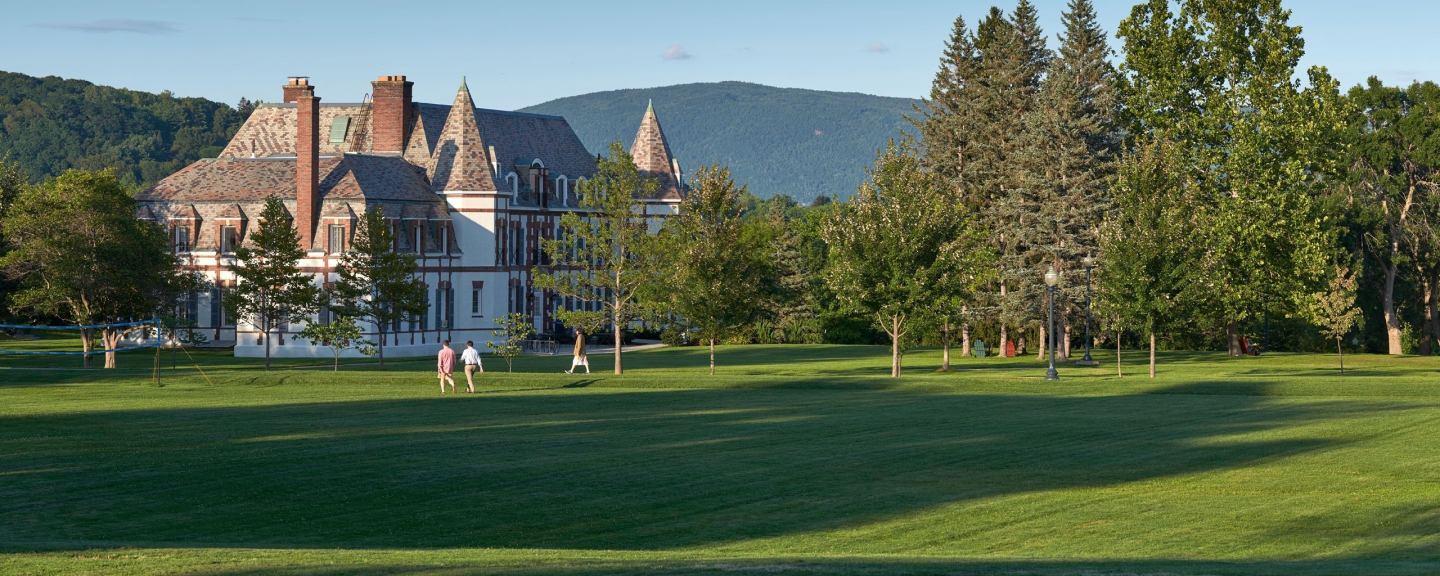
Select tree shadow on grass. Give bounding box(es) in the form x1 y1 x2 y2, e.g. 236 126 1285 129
121 557 1440 576
0 383 1391 554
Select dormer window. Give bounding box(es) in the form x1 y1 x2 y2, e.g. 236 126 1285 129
173 225 191 252
220 226 238 254
328 225 344 255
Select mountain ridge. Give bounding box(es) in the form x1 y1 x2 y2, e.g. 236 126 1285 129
519 81 918 202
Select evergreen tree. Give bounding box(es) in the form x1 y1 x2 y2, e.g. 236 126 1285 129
766 210 820 344
916 2 1051 358
222 197 320 370
330 207 429 370
1016 0 1119 359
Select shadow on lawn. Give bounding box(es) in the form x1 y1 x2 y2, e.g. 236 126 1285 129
0 381 1393 554
168 557 1440 576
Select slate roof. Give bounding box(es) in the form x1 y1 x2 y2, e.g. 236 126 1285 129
218 99 596 183
630 101 683 201
138 155 436 203
425 83 500 192
221 104 373 158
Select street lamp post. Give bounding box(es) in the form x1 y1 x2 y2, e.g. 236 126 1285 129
1079 256 1098 366
1044 266 1059 381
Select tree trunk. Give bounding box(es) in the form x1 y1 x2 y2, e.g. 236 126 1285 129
1117 332 1122 378
941 320 951 371
1226 321 1241 356
264 326 272 371
80 327 94 369
1337 335 1344 374
377 323 386 370
709 337 715 376
1430 271 1440 354
334 351 340 371
1383 263 1403 354
1060 312 1071 362
889 313 902 378
614 311 623 375
1036 325 1046 360
1018 335 1027 357
961 306 971 357
102 327 119 369
998 283 1008 357
1416 279 1428 355
1149 331 1156 378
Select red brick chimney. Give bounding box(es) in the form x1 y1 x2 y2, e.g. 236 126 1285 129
371 75 413 153
295 83 320 250
282 76 311 103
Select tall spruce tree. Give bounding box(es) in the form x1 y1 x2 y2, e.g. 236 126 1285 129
980 2 1051 358
915 1 1051 358
1016 0 1119 359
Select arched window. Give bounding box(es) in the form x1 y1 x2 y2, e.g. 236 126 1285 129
505 172 519 197
556 175 569 206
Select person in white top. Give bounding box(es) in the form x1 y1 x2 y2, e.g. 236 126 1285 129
460 341 483 393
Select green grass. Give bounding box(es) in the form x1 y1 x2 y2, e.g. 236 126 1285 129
3 343 1440 575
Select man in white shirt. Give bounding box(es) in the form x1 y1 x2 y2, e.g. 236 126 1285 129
460 341 483 393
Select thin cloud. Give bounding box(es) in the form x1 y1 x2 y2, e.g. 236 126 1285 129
229 16 284 23
31 18 178 35
866 42 890 53
662 44 692 61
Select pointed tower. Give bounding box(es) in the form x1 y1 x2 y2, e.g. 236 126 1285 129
629 100 682 200
427 78 498 192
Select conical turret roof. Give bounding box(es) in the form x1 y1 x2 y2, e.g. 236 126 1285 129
427 79 498 192
629 100 682 200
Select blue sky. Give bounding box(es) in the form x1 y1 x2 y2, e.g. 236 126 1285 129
3 1 1434 110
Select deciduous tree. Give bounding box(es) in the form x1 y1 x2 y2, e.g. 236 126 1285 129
535 143 665 375
659 165 771 374
1309 265 1362 372
824 141 990 377
2 169 196 368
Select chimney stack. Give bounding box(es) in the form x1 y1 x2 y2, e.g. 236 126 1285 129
295 82 320 250
371 75 414 153
282 76 311 103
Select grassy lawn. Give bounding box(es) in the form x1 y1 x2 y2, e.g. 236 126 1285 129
3 342 1440 575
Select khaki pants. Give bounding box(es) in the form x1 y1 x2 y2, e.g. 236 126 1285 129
464 364 477 392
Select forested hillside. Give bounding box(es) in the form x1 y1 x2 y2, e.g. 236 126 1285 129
520 82 916 202
0 71 250 187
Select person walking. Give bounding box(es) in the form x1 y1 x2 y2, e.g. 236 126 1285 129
565 329 590 374
460 340 483 393
437 340 457 394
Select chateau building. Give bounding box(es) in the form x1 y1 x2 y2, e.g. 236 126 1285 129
136 76 683 357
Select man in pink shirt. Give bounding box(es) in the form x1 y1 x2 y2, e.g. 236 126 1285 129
437 340 457 394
